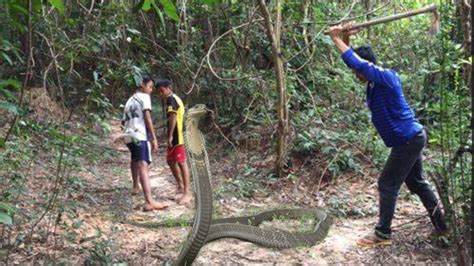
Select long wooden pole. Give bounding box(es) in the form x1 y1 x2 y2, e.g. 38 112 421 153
324 4 438 34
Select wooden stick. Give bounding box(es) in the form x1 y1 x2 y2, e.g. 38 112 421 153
324 4 438 34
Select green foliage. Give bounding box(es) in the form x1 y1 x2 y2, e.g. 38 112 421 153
0 202 15 225
328 192 377 218
0 39 22 65
48 0 64 14
85 227 123 265
159 215 192 227
0 79 22 118
215 165 270 199
159 0 179 21
327 193 350 218
0 101 20 115
201 0 219 5
0 212 13 225
0 79 21 91
141 0 179 21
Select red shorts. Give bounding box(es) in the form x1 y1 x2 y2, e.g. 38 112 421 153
166 145 187 163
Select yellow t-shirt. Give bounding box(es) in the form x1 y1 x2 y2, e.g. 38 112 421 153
166 94 185 146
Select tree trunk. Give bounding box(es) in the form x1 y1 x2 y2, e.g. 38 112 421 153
302 0 312 55
177 0 189 47
459 0 471 89
258 0 289 177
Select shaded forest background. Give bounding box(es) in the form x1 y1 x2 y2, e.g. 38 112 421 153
0 0 471 264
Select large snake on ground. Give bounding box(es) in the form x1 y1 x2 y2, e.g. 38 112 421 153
171 104 332 265
124 104 332 265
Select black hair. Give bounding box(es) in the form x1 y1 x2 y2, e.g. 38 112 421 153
155 79 173 88
141 76 154 85
354 45 377 64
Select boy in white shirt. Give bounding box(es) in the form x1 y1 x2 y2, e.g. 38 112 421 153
122 77 168 211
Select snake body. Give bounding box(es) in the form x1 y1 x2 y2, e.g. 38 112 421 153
171 104 332 265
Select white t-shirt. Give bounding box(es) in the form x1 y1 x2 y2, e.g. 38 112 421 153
122 92 152 143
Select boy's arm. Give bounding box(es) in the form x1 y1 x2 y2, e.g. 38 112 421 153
144 110 158 151
165 96 179 147
329 24 392 86
340 49 393 86
121 108 126 128
167 113 177 147
329 23 355 54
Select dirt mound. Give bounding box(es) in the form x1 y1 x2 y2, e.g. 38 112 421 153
25 87 66 121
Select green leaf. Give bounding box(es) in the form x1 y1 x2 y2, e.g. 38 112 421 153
48 0 65 14
159 0 179 21
1 53 13 65
72 219 83 229
0 212 12 225
153 5 166 32
10 3 28 15
0 202 16 215
201 0 219 5
141 0 154 11
0 89 15 101
0 79 21 90
0 101 20 115
33 0 42 13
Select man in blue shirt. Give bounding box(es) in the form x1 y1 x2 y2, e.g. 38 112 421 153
328 23 448 246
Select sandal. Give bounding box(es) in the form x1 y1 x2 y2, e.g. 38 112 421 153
357 233 392 247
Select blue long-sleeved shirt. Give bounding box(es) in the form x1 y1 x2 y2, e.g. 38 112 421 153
341 48 422 147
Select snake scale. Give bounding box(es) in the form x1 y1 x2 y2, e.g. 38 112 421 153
126 104 332 265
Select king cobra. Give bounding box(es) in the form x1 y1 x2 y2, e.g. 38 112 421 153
122 105 332 264
163 104 332 265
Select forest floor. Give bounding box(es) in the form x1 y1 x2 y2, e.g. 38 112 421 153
8 118 455 265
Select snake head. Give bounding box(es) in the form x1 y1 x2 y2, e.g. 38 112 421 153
185 104 210 156
187 104 208 121
187 104 214 133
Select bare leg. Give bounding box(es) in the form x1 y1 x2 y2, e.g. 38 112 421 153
177 161 192 205
168 161 184 196
136 160 168 211
131 161 141 195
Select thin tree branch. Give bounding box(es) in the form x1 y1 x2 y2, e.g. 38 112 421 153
284 0 359 65
316 145 347 194
185 56 206 95
88 0 95 14
205 107 240 156
205 18 264 81
286 25 327 70
36 32 70 96
335 0 359 25
187 7 262 92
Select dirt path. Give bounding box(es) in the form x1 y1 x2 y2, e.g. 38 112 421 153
64 120 454 264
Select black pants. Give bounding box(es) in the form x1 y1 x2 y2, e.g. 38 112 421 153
375 130 448 238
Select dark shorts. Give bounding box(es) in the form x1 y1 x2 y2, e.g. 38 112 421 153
127 141 151 164
166 145 187 164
